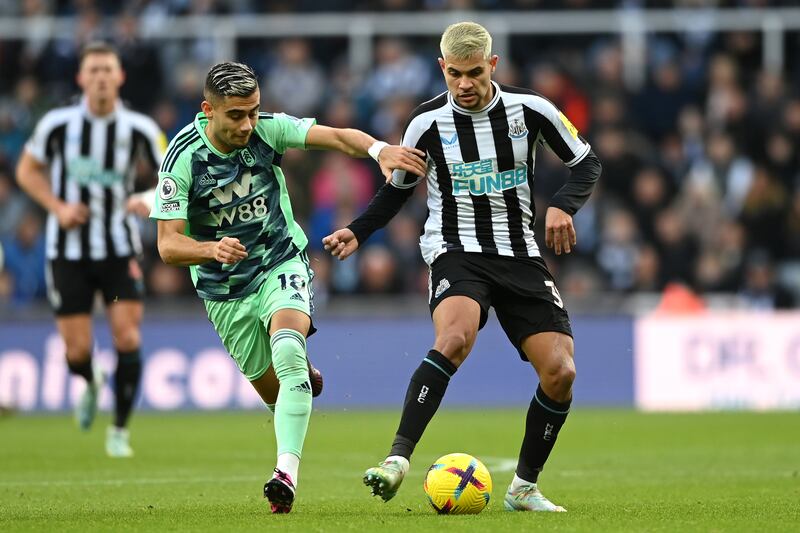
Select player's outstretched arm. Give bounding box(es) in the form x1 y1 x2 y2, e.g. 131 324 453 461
157 219 247 266
304 125 426 181
126 188 156 217
322 228 359 261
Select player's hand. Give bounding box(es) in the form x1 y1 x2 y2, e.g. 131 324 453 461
322 228 359 260
55 202 89 229
545 206 576 255
214 236 248 264
376 145 427 183
126 193 152 217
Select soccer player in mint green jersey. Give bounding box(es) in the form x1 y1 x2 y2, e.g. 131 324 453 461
151 62 426 514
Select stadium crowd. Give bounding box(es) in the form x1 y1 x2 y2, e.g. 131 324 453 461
1 0 798 310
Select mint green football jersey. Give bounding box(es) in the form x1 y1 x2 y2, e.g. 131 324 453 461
151 112 314 301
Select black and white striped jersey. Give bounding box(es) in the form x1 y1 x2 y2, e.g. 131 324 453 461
25 97 166 261
391 81 591 265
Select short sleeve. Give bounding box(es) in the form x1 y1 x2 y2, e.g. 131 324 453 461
390 115 429 189
151 154 191 220
255 113 316 153
529 97 591 168
25 110 62 163
131 113 168 169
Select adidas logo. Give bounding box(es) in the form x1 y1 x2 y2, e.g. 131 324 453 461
434 278 450 298
290 292 305 302
290 381 312 394
198 173 215 186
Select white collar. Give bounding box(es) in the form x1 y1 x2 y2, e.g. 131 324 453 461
80 96 121 120
448 81 500 115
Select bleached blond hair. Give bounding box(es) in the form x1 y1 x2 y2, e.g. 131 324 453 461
440 22 492 60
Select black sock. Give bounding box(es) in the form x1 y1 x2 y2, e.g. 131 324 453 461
516 384 571 483
389 350 457 459
114 349 142 428
67 358 93 383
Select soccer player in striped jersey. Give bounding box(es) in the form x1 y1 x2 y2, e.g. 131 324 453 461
16 42 166 458
323 21 602 512
151 62 426 513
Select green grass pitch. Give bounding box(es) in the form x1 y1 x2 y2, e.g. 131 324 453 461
1 409 798 532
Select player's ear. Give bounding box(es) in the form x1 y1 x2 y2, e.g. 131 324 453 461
490 55 499 72
201 100 213 119
438 57 446 72
76 68 85 91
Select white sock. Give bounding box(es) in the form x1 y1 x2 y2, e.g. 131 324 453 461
511 473 536 490
385 455 410 473
277 452 300 485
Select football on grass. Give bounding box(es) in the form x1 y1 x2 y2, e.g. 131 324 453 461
423 453 492 514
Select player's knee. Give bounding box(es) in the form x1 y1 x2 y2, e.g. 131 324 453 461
273 350 306 377
113 328 140 352
435 330 475 366
541 357 575 398
65 349 92 364
270 329 308 382
64 340 93 362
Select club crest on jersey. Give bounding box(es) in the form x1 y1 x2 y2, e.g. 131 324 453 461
440 133 459 150
160 177 177 200
240 148 256 167
434 278 450 298
508 118 528 140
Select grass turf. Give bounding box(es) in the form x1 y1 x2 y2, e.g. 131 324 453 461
1 409 798 532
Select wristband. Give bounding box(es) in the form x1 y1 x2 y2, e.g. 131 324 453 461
368 141 388 162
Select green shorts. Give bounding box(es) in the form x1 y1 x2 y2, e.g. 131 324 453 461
204 252 314 381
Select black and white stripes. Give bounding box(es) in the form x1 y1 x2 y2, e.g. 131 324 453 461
25 98 164 261
390 82 591 265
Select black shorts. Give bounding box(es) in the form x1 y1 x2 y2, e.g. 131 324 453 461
428 252 572 360
46 257 144 316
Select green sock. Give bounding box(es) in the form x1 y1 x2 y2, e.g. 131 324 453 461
270 328 312 458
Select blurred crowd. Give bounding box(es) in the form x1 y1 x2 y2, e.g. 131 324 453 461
1 0 799 311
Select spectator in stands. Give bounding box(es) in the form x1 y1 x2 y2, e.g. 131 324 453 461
653 207 698 287
738 250 796 310
529 62 590 133
686 129 754 216
357 245 404 294
264 39 325 119
0 4 799 309
0 208 46 304
357 38 432 128
738 166 788 260
596 207 640 291
0 166 29 240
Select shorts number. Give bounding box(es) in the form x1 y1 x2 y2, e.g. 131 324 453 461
278 273 306 291
544 280 564 308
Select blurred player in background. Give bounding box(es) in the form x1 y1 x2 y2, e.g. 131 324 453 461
152 61 426 514
324 21 601 512
15 42 165 458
